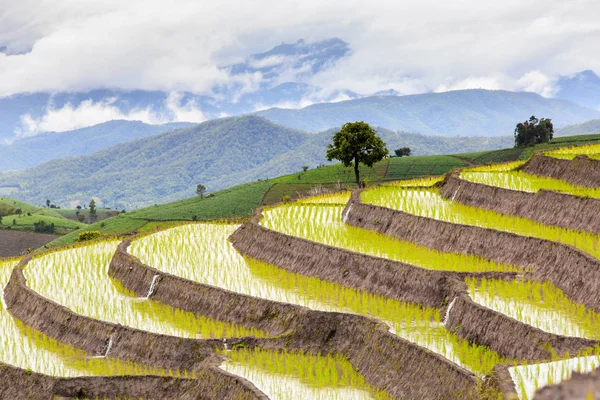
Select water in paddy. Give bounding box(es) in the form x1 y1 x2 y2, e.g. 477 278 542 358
361 186 600 260
25 242 264 339
467 278 600 340
130 223 506 376
260 203 517 273
461 170 600 199
0 258 167 377
510 355 600 400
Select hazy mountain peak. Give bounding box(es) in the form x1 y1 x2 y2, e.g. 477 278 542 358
556 70 600 110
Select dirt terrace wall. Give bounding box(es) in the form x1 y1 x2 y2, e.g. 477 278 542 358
3 258 228 372
110 240 312 335
229 221 516 310
226 219 599 361
344 196 600 314
114 239 481 399
439 173 600 234
534 367 600 399
523 153 600 188
446 295 598 361
0 362 264 400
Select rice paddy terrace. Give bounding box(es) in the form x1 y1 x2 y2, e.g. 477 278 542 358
2 141 600 399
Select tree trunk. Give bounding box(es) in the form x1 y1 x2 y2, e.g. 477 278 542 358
354 156 361 188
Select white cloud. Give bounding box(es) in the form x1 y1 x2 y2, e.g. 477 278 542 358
515 71 558 98
15 92 206 138
0 0 598 100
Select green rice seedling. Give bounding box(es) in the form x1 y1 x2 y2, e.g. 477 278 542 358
131 226 508 377
384 175 445 187
461 170 600 199
0 259 172 377
544 143 600 160
25 241 265 339
361 187 600 260
220 347 394 400
260 203 520 273
462 161 525 173
509 351 600 400
296 192 352 205
467 278 600 339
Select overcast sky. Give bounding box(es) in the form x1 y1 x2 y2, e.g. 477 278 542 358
1 0 599 99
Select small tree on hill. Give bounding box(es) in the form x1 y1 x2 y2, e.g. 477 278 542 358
89 199 97 221
395 147 411 157
514 116 554 147
326 121 388 188
196 184 206 198
46 199 51 208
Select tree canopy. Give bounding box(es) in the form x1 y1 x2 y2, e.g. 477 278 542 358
326 121 388 187
395 147 411 157
514 116 554 147
196 184 206 198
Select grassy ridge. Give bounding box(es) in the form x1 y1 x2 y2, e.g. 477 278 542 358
42 133 600 250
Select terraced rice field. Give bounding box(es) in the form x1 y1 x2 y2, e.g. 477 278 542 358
3 151 600 399
461 162 600 198
544 143 600 160
361 186 600 260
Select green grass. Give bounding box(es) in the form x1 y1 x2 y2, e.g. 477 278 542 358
384 155 466 181
552 133 600 144
0 197 42 215
0 214 85 234
40 133 600 250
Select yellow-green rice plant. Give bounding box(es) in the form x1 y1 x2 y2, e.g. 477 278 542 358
462 161 525 173
25 241 264 339
461 170 600 198
260 203 520 273
220 347 394 400
0 259 173 377
467 278 600 339
131 224 507 376
544 143 600 160
384 175 445 187
297 192 352 205
361 187 600 260
244 257 507 377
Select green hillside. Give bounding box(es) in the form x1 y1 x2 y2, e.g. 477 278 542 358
0 115 515 210
43 131 600 250
0 120 193 172
0 197 86 234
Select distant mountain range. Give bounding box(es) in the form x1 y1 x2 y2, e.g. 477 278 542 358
256 89 600 135
0 120 193 171
1 38 598 144
556 70 600 110
555 119 600 137
0 115 514 209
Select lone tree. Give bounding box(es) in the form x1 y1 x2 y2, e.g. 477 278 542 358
89 199 97 221
514 116 554 147
326 121 388 188
395 147 411 157
196 184 206 198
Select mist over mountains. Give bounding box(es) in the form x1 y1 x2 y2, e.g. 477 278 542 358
1 38 598 144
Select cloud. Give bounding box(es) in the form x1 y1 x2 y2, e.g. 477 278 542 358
15 92 206 138
0 0 598 100
515 71 558 98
